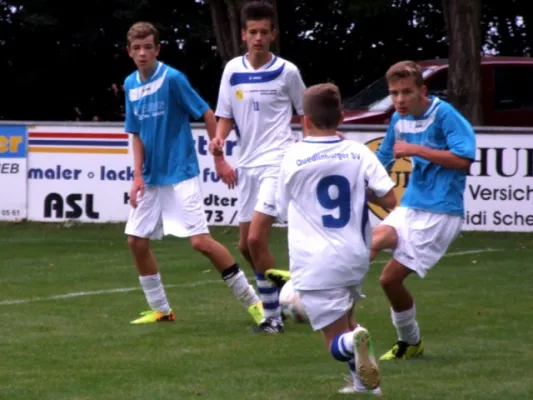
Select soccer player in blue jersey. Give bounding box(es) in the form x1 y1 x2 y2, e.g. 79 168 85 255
122 22 263 325
370 60 477 360
211 2 306 333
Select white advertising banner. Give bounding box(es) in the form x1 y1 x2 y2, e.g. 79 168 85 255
25 125 241 225
343 132 533 232
0 125 27 221
24 124 533 232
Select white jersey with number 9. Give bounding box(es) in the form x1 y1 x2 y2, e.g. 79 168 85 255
276 136 395 291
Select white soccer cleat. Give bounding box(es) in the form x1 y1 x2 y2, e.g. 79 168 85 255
353 326 381 390
338 375 382 396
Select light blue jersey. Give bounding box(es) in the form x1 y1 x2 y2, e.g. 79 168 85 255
124 62 209 185
376 97 476 217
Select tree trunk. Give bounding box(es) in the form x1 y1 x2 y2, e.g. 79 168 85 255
208 0 280 64
270 0 280 54
442 0 483 125
208 0 241 64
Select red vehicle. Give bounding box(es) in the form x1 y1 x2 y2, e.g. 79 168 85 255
336 56 533 127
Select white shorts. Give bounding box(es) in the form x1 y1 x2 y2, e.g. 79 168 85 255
299 285 365 331
124 176 209 240
237 165 279 223
381 207 463 277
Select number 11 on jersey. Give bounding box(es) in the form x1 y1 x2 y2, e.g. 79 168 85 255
252 101 259 111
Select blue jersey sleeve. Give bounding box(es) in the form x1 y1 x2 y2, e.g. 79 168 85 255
124 82 140 134
376 115 397 170
171 72 210 120
440 104 476 160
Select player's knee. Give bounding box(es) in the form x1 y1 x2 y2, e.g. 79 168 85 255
190 234 213 254
379 272 395 290
379 262 408 289
238 240 250 258
127 236 150 256
247 233 265 253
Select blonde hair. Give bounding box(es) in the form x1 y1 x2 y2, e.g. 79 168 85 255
127 22 160 46
303 83 343 130
386 60 424 87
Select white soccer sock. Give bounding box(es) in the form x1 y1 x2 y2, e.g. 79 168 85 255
225 270 260 308
391 306 421 345
139 273 171 314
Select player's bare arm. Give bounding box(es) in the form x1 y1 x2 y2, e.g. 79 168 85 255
393 141 472 171
130 134 145 208
211 116 234 153
366 188 397 210
210 116 237 188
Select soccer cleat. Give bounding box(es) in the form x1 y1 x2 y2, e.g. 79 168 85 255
265 269 291 290
251 318 284 334
338 375 382 396
130 309 176 324
379 339 424 360
248 301 264 325
353 327 380 390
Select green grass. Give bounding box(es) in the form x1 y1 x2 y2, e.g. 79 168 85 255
1 222 532 400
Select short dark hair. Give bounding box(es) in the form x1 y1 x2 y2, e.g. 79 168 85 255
303 83 343 130
241 1 275 29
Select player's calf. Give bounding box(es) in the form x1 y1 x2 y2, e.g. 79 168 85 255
190 234 263 324
247 213 282 324
128 236 172 319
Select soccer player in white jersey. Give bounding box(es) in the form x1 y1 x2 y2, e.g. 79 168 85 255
371 61 476 360
277 83 397 395
122 22 263 325
211 2 306 333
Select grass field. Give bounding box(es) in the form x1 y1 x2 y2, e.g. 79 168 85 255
1 222 532 400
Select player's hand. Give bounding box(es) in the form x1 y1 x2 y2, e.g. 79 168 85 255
214 158 237 189
393 141 418 158
209 137 225 156
130 176 145 208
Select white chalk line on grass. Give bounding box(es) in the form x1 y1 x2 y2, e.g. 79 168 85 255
0 248 501 306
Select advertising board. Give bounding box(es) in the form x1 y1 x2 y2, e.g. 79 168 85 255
0 125 28 221
22 123 533 232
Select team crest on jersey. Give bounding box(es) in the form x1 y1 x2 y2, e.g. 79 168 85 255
236 89 244 100
365 137 412 220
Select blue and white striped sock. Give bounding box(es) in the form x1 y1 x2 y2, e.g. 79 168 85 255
255 273 281 321
330 331 355 362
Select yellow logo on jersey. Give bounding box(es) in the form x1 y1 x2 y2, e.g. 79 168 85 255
365 137 412 220
236 89 243 100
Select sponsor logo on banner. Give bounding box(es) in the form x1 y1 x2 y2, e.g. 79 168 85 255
0 125 27 221
464 136 533 231
43 193 100 220
27 126 133 222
